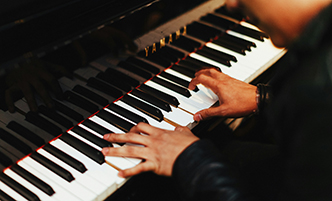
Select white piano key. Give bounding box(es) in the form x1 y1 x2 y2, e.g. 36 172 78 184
67 130 137 170
0 180 29 201
37 148 104 201
50 139 120 193
18 158 81 201
128 93 194 126
145 81 208 114
4 169 57 201
113 100 175 130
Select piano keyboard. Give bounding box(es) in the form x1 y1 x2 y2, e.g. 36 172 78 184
0 0 286 200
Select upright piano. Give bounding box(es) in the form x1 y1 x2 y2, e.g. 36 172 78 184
0 0 286 200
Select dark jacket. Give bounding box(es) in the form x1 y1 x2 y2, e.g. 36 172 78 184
173 3 332 201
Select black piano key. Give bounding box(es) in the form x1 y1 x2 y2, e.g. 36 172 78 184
71 126 113 148
0 128 32 155
72 85 109 107
97 110 135 132
232 25 268 41
82 119 114 135
200 46 237 62
159 46 186 60
139 84 179 107
187 21 222 41
11 164 55 196
7 121 45 147
144 52 173 68
60 132 105 165
87 77 123 99
0 189 15 201
0 173 40 201
96 72 132 92
159 71 199 92
38 105 74 129
219 33 256 48
54 100 84 122
121 95 164 122
25 111 63 137
196 48 232 67
131 89 171 112
117 61 152 80
30 152 74 182
213 38 246 55
151 77 191 98
180 57 213 70
107 103 149 124
0 150 14 169
217 37 252 51
171 64 196 78
43 144 87 173
126 57 161 74
64 91 99 114
104 68 140 87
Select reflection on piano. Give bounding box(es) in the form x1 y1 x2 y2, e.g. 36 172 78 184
0 0 286 200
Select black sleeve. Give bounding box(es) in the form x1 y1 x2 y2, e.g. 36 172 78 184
172 139 254 201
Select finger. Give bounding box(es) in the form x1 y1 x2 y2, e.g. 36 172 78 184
18 82 38 112
129 122 162 136
118 162 154 178
30 78 54 109
189 73 218 92
103 133 148 145
194 106 225 121
5 87 18 113
174 126 191 132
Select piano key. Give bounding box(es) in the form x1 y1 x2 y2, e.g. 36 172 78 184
107 102 149 124
30 152 75 182
0 172 40 201
128 94 193 127
72 85 109 107
138 84 180 107
81 118 114 135
216 34 253 50
0 180 29 201
0 189 15 201
104 67 140 87
126 56 162 74
96 72 132 92
36 149 101 201
6 121 45 147
121 95 164 122
63 90 99 114
25 111 63 137
186 21 222 41
97 110 135 132
18 157 82 201
195 47 233 66
131 89 171 112
159 71 199 92
117 60 152 80
152 76 191 98
87 77 124 99
38 105 74 129
170 35 201 52
53 100 85 122
4 169 55 201
211 37 247 55
114 100 174 130
171 64 196 78
60 132 105 165
71 126 113 148
42 144 87 173
49 139 120 191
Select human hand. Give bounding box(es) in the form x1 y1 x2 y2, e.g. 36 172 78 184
188 68 257 121
101 122 199 178
5 58 69 112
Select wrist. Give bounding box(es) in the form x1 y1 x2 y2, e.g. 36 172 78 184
255 83 272 114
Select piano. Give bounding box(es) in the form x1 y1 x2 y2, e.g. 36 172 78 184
0 0 286 200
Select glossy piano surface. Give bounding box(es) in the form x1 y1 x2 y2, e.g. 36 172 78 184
0 0 286 200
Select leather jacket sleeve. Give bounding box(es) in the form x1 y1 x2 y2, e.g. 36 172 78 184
172 139 253 201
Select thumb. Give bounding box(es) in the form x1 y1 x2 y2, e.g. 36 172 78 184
193 106 224 121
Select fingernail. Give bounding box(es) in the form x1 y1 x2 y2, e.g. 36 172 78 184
194 113 203 121
103 134 109 140
101 148 108 155
118 171 124 178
